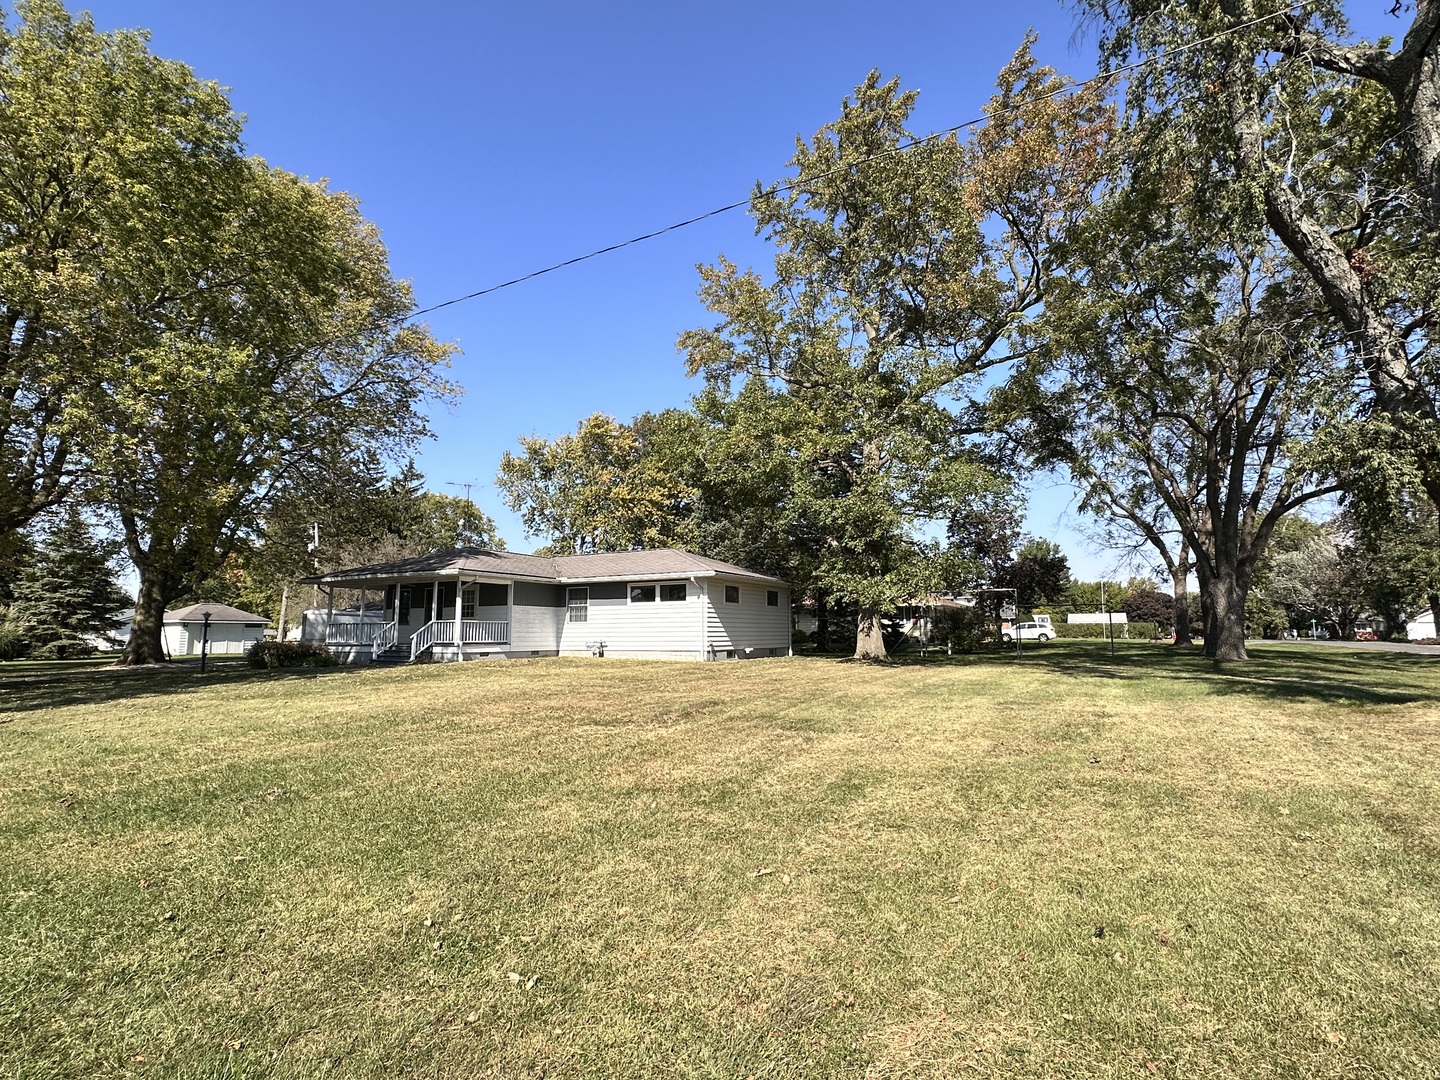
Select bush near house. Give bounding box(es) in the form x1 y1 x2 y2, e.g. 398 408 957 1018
245 641 337 669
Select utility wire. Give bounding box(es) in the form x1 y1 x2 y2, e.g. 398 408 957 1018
403 2 1321 322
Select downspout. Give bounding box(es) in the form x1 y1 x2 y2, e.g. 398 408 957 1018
693 576 709 661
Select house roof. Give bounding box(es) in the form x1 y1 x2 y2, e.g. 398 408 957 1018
165 603 270 624
302 548 788 587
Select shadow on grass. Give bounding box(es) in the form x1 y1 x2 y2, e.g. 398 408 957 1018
885 640 1440 707
0 659 360 715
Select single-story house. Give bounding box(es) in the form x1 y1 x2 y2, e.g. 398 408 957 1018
299 548 792 664
1408 609 1437 641
163 603 271 656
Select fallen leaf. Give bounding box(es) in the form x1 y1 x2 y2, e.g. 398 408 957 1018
752 868 774 878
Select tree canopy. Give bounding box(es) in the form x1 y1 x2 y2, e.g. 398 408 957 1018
0 2 457 662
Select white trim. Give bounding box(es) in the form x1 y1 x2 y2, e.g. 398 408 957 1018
698 578 709 660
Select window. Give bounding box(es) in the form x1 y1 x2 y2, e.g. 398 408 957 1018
629 584 657 603
567 587 588 623
461 588 476 619
767 590 779 607
725 585 740 604
660 583 687 602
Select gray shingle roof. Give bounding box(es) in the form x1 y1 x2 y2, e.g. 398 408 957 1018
303 548 787 587
165 603 270 624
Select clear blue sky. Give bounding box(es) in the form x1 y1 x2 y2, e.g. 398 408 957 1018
79 0 1397 582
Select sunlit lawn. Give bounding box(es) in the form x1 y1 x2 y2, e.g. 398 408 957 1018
1 643 1437 1078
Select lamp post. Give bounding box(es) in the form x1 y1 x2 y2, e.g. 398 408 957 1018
199 610 212 674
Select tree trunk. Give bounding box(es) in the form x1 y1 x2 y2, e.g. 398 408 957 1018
815 592 829 652
1171 559 1192 646
854 606 889 661
1204 566 1252 662
123 572 172 665
1429 591 1440 641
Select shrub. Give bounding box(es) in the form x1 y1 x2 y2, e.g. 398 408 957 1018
246 640 337 669
29 638 98 660
1054 621 1160 640
930 607 990 653
0 625 28 660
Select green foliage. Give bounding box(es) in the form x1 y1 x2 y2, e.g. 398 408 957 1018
496 411 699 555
244 640 336 669
679 52 1108 659
0 3 458 663
1001 538 1070 608
1052 621 1135 639
1123 589 1175 626
4 508 129 657
928 606 990 653
0 625 26 660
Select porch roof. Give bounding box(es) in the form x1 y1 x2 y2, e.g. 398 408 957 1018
301 548 789 588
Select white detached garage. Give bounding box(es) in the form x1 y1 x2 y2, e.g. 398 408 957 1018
163 603 270 657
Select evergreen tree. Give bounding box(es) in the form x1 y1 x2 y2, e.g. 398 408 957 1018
6 509 130 657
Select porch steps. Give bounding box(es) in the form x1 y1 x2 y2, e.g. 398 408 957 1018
371 645 413 667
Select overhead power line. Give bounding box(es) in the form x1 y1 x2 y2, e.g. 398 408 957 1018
404 2 1321 323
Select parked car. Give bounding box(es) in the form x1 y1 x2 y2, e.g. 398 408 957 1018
1002 621 1053 643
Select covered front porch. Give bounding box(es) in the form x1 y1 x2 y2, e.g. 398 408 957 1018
313 577 513 663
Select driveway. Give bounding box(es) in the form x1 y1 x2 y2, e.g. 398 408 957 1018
1262 638 1440 657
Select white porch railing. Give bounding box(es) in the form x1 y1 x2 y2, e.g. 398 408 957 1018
370 621 398 660
326 621 387 645
461 620 508 644
410 620 437 661
408 619 510 659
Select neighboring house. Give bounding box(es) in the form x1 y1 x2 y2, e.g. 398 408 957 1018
1408 609 1437 641
299 548 792 664
163 603 271 657
84 607 135 651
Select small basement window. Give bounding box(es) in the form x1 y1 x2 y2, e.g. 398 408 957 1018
725 585 740 604
766 590 779 607
629 584 657 603
659 583 687 602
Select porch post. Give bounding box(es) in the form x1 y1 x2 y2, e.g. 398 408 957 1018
326 585 335 644
455 577 465 660
359 587 368 635
507 582 514 648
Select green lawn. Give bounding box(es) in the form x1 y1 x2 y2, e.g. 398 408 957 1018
2 644 1437 1078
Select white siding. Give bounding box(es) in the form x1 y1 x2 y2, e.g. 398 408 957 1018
705 577 790 658
558 580 703 659
512 604 563 652
163 622 265 656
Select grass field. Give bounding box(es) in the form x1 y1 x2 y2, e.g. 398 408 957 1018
2 644 1437 1079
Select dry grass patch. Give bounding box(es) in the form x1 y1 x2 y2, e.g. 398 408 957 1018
1 644 1438 1078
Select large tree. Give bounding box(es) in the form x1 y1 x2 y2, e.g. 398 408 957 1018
680 48 1109 659
1007 170 1357 658
0 3 458 663
0 0 247 531
1080 0 1440 570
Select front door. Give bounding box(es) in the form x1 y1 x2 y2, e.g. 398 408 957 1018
396 585 433 643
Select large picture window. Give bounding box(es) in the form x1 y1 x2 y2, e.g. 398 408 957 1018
567 587 589 623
